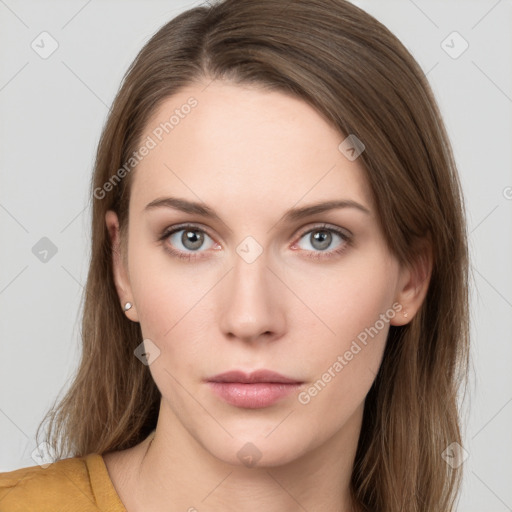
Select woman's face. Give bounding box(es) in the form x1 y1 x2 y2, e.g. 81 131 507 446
108 80 412 467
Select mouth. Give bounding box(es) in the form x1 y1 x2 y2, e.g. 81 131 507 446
205 369 304 409
207 369 302 384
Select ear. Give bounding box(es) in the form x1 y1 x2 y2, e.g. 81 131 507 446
390 239 433 326
105 210 139 323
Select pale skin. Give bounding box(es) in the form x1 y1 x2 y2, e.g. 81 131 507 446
103 80 432 512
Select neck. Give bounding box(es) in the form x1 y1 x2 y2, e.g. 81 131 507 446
131 400 364 512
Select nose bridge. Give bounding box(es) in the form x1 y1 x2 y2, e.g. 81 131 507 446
218 238 284 341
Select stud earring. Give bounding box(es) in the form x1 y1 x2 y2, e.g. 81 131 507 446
403 311 408 318
124 302 133 311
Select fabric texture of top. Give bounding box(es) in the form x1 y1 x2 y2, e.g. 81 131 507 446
0 453 126 511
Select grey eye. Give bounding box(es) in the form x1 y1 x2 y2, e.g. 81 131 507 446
297 229 343 252
168 229 214 252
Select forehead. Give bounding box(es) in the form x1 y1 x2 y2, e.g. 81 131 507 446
130 80 373 214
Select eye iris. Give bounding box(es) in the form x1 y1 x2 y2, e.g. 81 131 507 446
311 230 332 250
182 230 204 250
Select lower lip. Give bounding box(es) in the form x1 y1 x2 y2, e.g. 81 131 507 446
207 382 302 409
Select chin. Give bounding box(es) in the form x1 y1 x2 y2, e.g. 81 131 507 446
200 433 314 470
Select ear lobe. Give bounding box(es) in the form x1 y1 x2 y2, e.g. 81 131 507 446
105 210 139 322
390 240 433 326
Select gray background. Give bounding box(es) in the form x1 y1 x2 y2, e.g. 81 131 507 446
1 1 511 510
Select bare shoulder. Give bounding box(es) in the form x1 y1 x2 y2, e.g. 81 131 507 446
102 438 149 508
103 447 137 491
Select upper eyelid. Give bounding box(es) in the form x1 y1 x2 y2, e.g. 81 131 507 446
161 223 215 240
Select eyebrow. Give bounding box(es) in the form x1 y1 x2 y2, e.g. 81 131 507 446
144 196 371 226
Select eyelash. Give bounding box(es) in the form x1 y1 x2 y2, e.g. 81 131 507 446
158 223 352 262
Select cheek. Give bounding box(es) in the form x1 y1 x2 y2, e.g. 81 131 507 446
127 240 220 361
127 228 186 325
292 253 398 404
292 250 398 342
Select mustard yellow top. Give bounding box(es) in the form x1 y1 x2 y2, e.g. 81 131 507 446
0 453 126 511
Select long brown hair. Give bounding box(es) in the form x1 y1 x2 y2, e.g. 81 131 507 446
38 1 470 510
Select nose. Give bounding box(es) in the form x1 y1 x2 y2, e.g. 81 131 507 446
218 249 286 344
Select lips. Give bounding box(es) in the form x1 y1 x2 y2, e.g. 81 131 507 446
205 370 303 409
206 369 302 385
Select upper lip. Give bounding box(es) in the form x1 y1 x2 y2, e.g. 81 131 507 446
207 370 302 384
